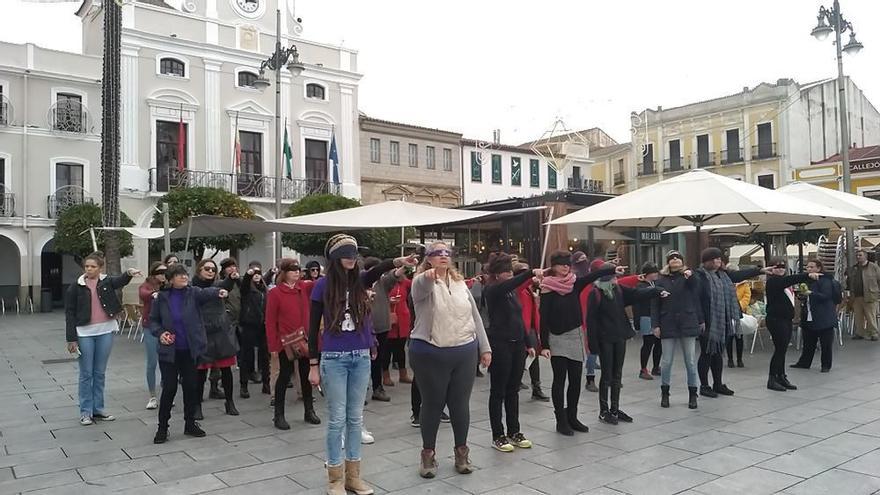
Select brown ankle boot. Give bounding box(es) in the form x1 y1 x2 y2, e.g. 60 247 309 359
398 368 413 384
419 449 437 478
454 445 473 474
382 370 395 387
344 460 373 495
326 464 345 495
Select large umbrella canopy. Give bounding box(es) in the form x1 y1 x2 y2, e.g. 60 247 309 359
777 181 880 224
550 169 865 229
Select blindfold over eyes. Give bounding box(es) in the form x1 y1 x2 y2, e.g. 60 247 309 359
427 249 452 258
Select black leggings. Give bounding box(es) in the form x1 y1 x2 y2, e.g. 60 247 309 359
409 340 478 450
598 340 626 412
640 335 661 370
488 340 526 438
239 324 268 385
698 334 724 388
797 327 833 370
159 350 198 428
528 353 542 387
766 316 792 377
198 367 233 402
550 356 582 413
726 335 744 363
411 375 421 417
274 352 312 417
371 332 390 389
382 338 407 370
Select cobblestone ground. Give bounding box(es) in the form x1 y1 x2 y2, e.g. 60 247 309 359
1 312 880 494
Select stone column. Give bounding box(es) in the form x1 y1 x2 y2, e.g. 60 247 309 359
204 59 222 171
120 46 139 168
339 83 358 198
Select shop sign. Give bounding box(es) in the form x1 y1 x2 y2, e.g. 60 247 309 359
851 159 880 174
639 231 663 244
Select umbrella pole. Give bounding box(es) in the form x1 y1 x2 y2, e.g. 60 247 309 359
540 206 555 269
797 225 805 272
90 228 98 253
400 227 405 257
184 217 193 256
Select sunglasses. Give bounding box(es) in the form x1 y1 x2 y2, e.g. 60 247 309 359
310 268 320 271
427 249 452 258
202 266 217 272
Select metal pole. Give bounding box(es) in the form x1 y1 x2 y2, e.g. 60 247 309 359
540 206 555 269
273 8 283 260
835 0 855 268
400 227 405 256
89 228 98 253
162 202 170 256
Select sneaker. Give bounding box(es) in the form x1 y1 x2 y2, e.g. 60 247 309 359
492 435 515 452
146 397 158 410
613 410 634 423
361 428 375 444
410 415 420 428
699 386 718 398
509 432 532 449
639 369 653 380
598 410 618 425
93 413 115 422
371 388 390 402
440 411 451 423
714 384 735 396
80 416 93 426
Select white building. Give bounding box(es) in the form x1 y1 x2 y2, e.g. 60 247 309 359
0 0 362 308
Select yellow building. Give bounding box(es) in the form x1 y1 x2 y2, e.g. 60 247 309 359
793 145 880 199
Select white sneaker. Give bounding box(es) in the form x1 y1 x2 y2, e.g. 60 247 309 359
146 397 158 410
80 416 93 426
361 428 375 444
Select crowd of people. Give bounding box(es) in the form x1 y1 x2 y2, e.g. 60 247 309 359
64 240 862 495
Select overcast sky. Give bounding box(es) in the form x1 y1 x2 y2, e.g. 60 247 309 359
3 0 879 145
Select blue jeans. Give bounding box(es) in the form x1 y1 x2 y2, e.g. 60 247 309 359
78 332 114 417
143 330 159 394
660 337 698 387
585 352 598 377
320 349 371 466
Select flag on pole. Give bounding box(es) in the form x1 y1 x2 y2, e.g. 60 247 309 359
329 128 340 185
177 103 185 172
283 118 293 179
233 112 242 171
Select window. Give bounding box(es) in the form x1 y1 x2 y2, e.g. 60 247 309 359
491 154 502 184
696 134 711 167
470 151 482 182
390 141 400 165
548 165 557 189
236 130 263 196
529 159 539 187
757 174 775 189
569 166 582 189
668 139 681 170
642 143 654 174
369 138 380 163
306 83 326 100
511 157 522 186
305 139 328 182
443 148 452 171
54 93 83 132
238 71 258 88
614 158 625 185
159 57 185 77
426 146 436 170
755 123 775 159
408 144 418 167
724 129 742 163
155 120 187 192
56 162 84 190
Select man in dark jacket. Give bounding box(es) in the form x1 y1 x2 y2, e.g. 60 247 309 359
792 259 841 372
694 248 767 398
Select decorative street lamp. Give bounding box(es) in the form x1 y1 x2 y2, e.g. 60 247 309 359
811 0 863 268
254 9 305 259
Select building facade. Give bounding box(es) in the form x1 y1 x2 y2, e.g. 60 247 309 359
0 0 362 307
794 145 880 199
358 115 461 207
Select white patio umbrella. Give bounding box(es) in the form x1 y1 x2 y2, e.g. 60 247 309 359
777 181 880 223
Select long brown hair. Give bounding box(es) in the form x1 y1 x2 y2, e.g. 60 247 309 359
323 258 370 334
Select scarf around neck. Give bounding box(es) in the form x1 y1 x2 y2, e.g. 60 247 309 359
704 269 741 354
594 279 616 299
540 272 576 295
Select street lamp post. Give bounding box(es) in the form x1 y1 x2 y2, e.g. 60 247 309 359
811 0 863 269
253 9 305 260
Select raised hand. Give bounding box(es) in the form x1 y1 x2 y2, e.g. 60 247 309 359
615 265 628 275
127 268 143 277
218 289 229 298
684 269 693 279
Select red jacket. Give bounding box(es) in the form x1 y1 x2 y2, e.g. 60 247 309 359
264 280 314 354
517 279 541 349
388 278 412 339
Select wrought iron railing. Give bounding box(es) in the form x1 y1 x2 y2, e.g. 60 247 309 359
48 100 92 134
566 178 604 193
637 161 657 176
721 148 744 165
752 142 777 160
0 184 13 217
0 95 11 126
47 186 92 219
149 168 340 201
663 157 686 173
692 151 716 168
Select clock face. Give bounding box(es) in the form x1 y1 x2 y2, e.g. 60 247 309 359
236 0 260 14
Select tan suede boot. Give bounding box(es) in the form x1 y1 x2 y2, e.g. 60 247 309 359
382 370 395 387
326 464 345 495
398 368 413 384
344 460 374 495
419 449 437 479
454 445 473 474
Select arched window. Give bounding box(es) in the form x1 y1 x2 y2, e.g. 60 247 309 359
159 58 186 77
306 83 326 100
238 71 258 88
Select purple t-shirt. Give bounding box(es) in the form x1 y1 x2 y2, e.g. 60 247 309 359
169 288 189 350
311 277 375 353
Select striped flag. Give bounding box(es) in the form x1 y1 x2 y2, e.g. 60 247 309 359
233 112 242 171
282 118 293 179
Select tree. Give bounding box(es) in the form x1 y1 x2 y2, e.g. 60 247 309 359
151 187 256 261
282 194 361 255
54 203 134 262
746 229 827 265
361 227 417 259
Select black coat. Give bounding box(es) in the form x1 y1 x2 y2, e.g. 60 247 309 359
65 273 133 342
192 275 238 362
652 270 704 339
801 276 841 331
539 267 614 350
585 282 661 351
483 270 532 342
239 272 267 328
149 286 220 364
765 273 811 321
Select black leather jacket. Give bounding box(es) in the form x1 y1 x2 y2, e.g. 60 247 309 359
65 272 133 342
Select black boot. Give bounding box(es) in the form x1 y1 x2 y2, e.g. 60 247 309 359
554 410 574 436
240 382 250 399
209 378 223 400
700 385 718 398
194 403 204 421
688 387 698 409
777 374 797 390
262 382 271 395
531 386 550 402
660 385 670 408
304 401 321 425
767 375 787 392
224 400 239 416
184 422 206 437
153 426 168 444
274 414 290 430
567 406 589 433
585 375 598 392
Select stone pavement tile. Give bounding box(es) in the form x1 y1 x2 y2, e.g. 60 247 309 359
214 454 325 486
528 442 625 471
147 453 261 484
462 442 554 469
248 439 325 463
87 470 154 491
736 431 819 455
0 467 13 482
757 446 851 478
809 432 880 458
837 448 880 476
576 488 627 495
0 469 81 494
521 465 632 495
480 483 549 495
717 417 795 439
851 419 880 437
123 433 228 458
13 448 129 478
663 430 751 455
184 435 290 461
360 463 458 493
384 481 473 495
216 425 278 443
764 404 833 423
0 447 66 469
125 474 227 495
607 464 717 495
651 416 732 436
782 416 861 439
593 428 686 453
691 466 802 495
77 451 191 481
833 406 880 424
17 482 113 495
782 468 880 495
678 446 774 476
702 402 781 423
804 395 865 413
598 444 696 475
443 459 552 494
202 475 305 495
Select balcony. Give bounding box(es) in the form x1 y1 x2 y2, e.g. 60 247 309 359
0 185 13 217
48 100 93 134
0 95 10 126
613 171 624 186
47 186 93 219
149 168 340 201
721 148 744 165
637 161 657 177
662 157 686 173
752 142 777 160
567 178 604 193
692 151 716 168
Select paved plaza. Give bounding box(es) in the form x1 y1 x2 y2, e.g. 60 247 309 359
1 313 880 494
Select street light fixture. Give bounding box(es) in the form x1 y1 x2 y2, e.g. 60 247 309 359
254 9 306 259
811 0 863 269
